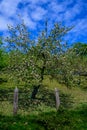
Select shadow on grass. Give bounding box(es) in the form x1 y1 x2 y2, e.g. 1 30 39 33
17 87 74 111
0 78 7 84
0 87 74 111
0 103 87 130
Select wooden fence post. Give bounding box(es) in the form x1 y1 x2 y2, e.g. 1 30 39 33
13 87 18 116
55 88 60 111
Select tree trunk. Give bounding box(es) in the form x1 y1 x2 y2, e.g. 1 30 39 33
31 85 40 99
30 67 45 99
31 54 46 99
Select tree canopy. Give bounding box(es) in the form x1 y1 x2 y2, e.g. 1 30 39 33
4 21 73 98
0 20 86 95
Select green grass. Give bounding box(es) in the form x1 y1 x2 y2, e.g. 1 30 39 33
43 77 87 107
0 104 87 130
0 76 87 129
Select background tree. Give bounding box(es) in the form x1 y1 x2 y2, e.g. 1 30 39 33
0 38 9 84
60 42 87 88
71 42 87 88
0 38 8 71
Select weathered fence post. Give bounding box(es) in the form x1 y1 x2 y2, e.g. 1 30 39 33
13 87 18 116
55 88 60 111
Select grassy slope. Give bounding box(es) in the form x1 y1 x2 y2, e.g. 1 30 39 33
0 76 87 130
43 77 87 107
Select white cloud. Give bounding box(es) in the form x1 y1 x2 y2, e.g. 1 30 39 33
66 18 87 43
64 3 81 21
0 15 13 30
22 12 36 29
0 0 37 30
24 0 50 4
0 0 21 17
31 6 47 21
72 18 87 33
47 0 76 22
0 0 86 43
49 1 66 13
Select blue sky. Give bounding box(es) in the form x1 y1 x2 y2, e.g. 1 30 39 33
0 0 87 44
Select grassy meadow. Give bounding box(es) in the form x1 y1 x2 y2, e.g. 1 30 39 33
0 76 87 130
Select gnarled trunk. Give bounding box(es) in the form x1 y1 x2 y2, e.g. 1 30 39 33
31 58 46 99
31 85 40 99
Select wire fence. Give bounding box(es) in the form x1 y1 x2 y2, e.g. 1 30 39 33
0 87 73 116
